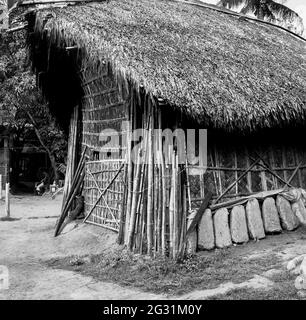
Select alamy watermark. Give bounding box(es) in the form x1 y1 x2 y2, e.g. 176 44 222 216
98 121 208 173
0 265 9 290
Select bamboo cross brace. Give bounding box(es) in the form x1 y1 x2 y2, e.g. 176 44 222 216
250 153 294 188
86 168 120 228
214 158 260 204
83 163 124 223
286 162 303 186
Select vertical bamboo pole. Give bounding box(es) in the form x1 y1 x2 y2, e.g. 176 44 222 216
172 152 179 259
282 147 288 184
270 147 278 190
146 100 154 255
214 145 222 196
124 94 134 244
160 150 167 256
153 163 159 254
0 174 2 200
5 183 10 217
245 148 252 193
127 151 141 250
260 160 268 191
169 167 174 259
234 150 239 195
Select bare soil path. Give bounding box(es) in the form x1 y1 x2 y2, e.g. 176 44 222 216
0 195 164 300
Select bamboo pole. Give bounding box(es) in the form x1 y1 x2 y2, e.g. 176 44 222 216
169 167 174 259
146 107 154 255
127 151 142 250
153 164 159 254
160 150 167 256
172 152 179 259
245 148 253 193
0 174 2 200
124 100 134 244
234 150 238 195
5 183 10 217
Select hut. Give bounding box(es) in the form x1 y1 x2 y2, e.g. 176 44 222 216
25 0 306 257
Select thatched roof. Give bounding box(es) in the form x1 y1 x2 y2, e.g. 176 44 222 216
32 0 306 132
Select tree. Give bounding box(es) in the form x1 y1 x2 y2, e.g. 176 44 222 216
0 30 67 183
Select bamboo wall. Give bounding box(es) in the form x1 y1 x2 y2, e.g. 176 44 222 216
190 144 306 203
80 62 128 230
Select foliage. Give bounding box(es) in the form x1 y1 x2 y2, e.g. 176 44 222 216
0 30 67 170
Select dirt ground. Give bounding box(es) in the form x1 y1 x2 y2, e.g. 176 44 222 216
1 195 306 300
0 195 163 300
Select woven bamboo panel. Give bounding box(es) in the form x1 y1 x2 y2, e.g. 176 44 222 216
80 62 128 161
84 160 125 231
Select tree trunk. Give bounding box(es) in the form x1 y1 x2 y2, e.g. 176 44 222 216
25 110 59 183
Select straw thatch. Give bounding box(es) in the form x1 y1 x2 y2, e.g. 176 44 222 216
32 0 306 132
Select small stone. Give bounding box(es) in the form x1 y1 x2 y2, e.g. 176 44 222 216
262 197 282 234
276 195 299 231
186 230 197 254
198 209 215 250
292 199 306 225
213 208 232 248
246 198 265 240
230 205 249 243
295 276 305 290
297 290 306 299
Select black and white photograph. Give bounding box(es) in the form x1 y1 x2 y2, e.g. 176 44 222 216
1 0 306 309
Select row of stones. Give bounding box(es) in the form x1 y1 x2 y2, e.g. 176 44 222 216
196 195 306 250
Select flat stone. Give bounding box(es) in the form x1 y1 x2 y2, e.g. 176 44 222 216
213 208 232 248
245 198 265 240
276 195 299 231
262 197 282 234
198 209 215 250
292 199 306 225
186 230 197 254
230 205 249 243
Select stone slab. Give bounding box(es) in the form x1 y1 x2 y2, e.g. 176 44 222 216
213 208 232 248
276 195 299 231
198 209 215 250
246 198 265 240
262 197 282 234
230 205 249 243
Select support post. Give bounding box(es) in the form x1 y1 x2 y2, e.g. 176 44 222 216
5 182 9 217
0 174 2 200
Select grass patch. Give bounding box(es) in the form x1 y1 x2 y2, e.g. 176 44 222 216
45 248 283 296
210 270 300 300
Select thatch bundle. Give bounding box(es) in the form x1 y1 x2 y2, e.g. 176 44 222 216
31 0 306 132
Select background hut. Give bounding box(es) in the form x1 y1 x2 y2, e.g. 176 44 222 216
26 0 306 256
